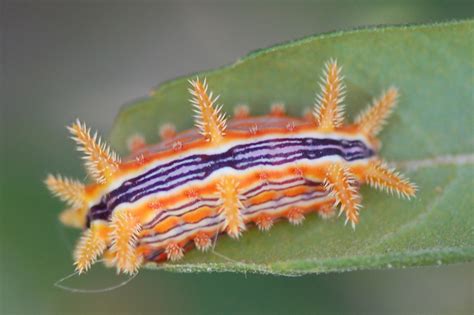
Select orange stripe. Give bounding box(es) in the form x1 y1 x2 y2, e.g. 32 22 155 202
182 207 215 224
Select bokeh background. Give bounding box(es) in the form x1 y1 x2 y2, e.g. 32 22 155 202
2 1 473 314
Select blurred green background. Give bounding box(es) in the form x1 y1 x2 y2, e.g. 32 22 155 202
1 1 473 314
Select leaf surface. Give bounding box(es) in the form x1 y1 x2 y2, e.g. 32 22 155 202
110 20 474 274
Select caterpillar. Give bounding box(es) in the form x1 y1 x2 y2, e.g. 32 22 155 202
45 60 416 275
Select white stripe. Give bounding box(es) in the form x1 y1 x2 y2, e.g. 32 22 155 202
142 213 225 244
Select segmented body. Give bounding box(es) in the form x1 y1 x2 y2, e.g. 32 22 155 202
46 60 416 274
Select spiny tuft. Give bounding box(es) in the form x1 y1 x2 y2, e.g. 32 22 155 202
355 87 399 137
189 78 227 143
313 59 346 131
44 174 85 208
110 210 143 274
68 119 120 184
217 176 245 239
364 160 417 199
324 163 362 229
165 243 184 261
194 232 213 251
73 224 107 274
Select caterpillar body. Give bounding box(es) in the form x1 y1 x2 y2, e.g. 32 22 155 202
45 60 416 275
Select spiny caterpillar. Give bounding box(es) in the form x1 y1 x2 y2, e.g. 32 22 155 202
45 60 417 275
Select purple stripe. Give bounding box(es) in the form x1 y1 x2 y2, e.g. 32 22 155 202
120 142 365 203
87 137 372 225
243 177 304 199
142 199 219 229
244 191 327 216
141 214 225 244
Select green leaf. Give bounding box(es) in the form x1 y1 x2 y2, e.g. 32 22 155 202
109 20 474 275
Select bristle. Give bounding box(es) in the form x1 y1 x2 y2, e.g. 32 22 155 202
233 104 250 119
110 210 142 274
287 207 305 225
217 176 245 239
194 232 212 251
318 204 336 220
59 207 87 229
126 133 146 153
165 243 184 261
172 140 183 151
189 78 227 143
313 59 346 131
255 214 274 231
355 87 399 137
324 164 362 227
185 188 200 200
68 119 120 184
270 103 286 116
73 223 107 274
102 249 116 268
249 124 259 135
159 123 177 140
45 174 87 229
44 174 85 208
286 121 296 132
363 160 417 199
259 171 270 185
